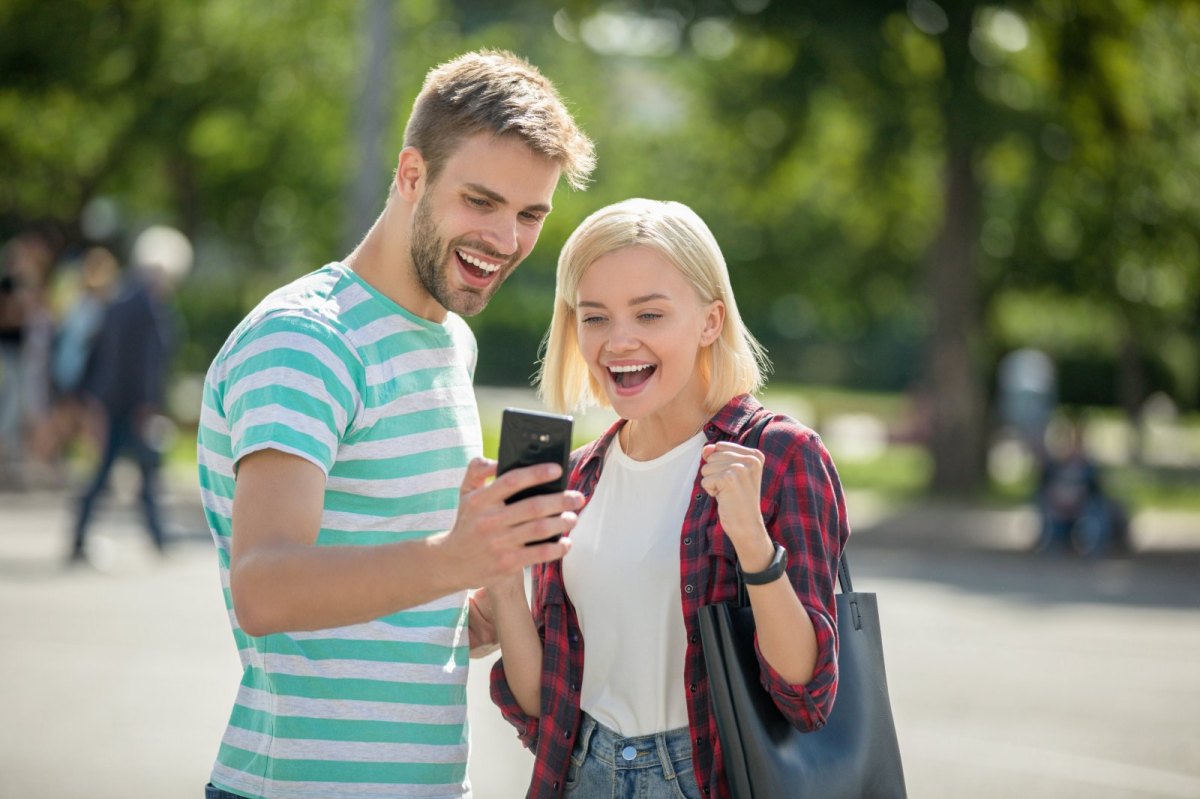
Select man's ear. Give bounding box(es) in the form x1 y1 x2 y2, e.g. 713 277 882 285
700 300 725 346
394 147 426 201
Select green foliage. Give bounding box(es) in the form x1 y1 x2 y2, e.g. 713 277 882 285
2 0 1197 420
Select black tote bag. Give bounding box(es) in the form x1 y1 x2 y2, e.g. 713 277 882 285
698 557 906 798
697 417 906 797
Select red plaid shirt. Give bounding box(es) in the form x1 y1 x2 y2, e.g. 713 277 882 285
490 394 849 798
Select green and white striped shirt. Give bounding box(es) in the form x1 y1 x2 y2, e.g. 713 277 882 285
198 263 482 799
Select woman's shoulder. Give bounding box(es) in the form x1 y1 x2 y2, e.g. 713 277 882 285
754 408 827 457
566 419 623 481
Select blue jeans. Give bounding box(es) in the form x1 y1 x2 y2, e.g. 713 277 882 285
204 784 247 799
565 713 702 799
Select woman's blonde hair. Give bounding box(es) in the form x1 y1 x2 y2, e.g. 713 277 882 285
538 198 769 414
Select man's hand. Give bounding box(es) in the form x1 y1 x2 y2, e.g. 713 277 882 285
435 457 581 591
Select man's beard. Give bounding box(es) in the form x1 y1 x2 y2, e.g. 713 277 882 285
410 195 509 317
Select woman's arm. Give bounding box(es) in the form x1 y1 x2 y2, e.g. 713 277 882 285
701 441 819 684
486 572 545 716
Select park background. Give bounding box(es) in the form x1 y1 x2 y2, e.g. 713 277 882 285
1 1 1199 798
4 0 1200 500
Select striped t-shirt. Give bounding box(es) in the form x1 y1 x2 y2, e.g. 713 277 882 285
197 262 482 799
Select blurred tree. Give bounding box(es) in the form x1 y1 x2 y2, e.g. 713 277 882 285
2 0 1197 496
582 0 1198 493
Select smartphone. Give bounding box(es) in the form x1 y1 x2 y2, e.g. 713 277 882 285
496 408 573 516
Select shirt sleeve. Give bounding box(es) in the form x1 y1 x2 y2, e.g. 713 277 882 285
753 422 849 730
489 659 542 750
219 312 362 475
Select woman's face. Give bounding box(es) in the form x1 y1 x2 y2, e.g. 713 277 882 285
574 245 723 422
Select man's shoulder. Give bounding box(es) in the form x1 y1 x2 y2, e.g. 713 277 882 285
225 265 360 348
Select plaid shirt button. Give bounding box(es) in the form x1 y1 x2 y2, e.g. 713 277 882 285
684 584 694 593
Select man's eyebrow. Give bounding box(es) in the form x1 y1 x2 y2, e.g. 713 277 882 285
463 183 552 214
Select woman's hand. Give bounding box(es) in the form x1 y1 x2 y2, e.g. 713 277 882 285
701 441 774 570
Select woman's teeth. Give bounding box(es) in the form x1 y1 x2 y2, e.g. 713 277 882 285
609 363 655 387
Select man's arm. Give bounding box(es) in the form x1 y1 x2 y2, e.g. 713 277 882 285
229 448 580 637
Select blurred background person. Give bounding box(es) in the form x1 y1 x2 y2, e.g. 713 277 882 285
0 231 56 488
0 239 26 486
40 246 121 473
1034 418 1129 557
70 226 192 565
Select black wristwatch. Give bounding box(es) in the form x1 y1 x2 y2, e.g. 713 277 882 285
737 542 788 585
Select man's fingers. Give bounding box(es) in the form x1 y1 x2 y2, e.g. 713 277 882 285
503 489 584 523
517 536 572 568
510 510 579 547
490 461 565 502
460 458 497 494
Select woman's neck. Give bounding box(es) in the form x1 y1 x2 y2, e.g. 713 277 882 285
620 411 711 462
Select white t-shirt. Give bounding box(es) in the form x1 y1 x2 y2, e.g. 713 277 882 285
562 429 706 736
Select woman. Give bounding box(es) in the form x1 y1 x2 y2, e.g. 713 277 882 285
488 199 849 798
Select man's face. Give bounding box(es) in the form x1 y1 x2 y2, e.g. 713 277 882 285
409 134 561 317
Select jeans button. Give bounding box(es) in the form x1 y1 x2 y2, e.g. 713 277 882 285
622 745 637 761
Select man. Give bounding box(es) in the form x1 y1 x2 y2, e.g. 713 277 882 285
197 50 595 799
73 226 191 561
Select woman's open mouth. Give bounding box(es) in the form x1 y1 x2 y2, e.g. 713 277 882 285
609 363 656 391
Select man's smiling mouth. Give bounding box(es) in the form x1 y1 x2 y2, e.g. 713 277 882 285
456 248 501 276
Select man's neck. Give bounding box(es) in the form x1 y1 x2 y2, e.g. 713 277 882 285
343 204 447 323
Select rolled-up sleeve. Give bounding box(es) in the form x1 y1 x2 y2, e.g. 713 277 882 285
753 424 848 730
490 657 541 749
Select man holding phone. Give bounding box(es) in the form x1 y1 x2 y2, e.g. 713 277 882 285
196 51 593 799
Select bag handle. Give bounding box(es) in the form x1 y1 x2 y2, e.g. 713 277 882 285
735 412 853 607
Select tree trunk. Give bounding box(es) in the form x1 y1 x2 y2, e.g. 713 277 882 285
1117 322 1146 466
343 0 394 253
924 145 987 495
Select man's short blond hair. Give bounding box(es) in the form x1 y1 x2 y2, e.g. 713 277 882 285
404 50 595 190
538 199 769 414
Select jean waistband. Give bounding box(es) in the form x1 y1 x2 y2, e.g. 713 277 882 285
577 712 694 774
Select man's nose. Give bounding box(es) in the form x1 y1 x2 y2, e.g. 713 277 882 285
480 214 519 257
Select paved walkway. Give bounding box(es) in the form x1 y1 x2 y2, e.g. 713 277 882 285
1 477 1197 798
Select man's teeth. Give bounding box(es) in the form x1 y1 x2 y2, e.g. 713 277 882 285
458 250 500 273
609 364 653 373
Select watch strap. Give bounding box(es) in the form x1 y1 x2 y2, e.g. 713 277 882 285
737 542 788 585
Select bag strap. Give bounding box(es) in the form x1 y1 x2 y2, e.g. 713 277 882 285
734 412 853 607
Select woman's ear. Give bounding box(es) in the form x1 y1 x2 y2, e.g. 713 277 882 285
394 147 426 201
700 300 726 346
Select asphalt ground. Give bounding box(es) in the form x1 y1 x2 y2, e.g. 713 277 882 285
1 474 1198 799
